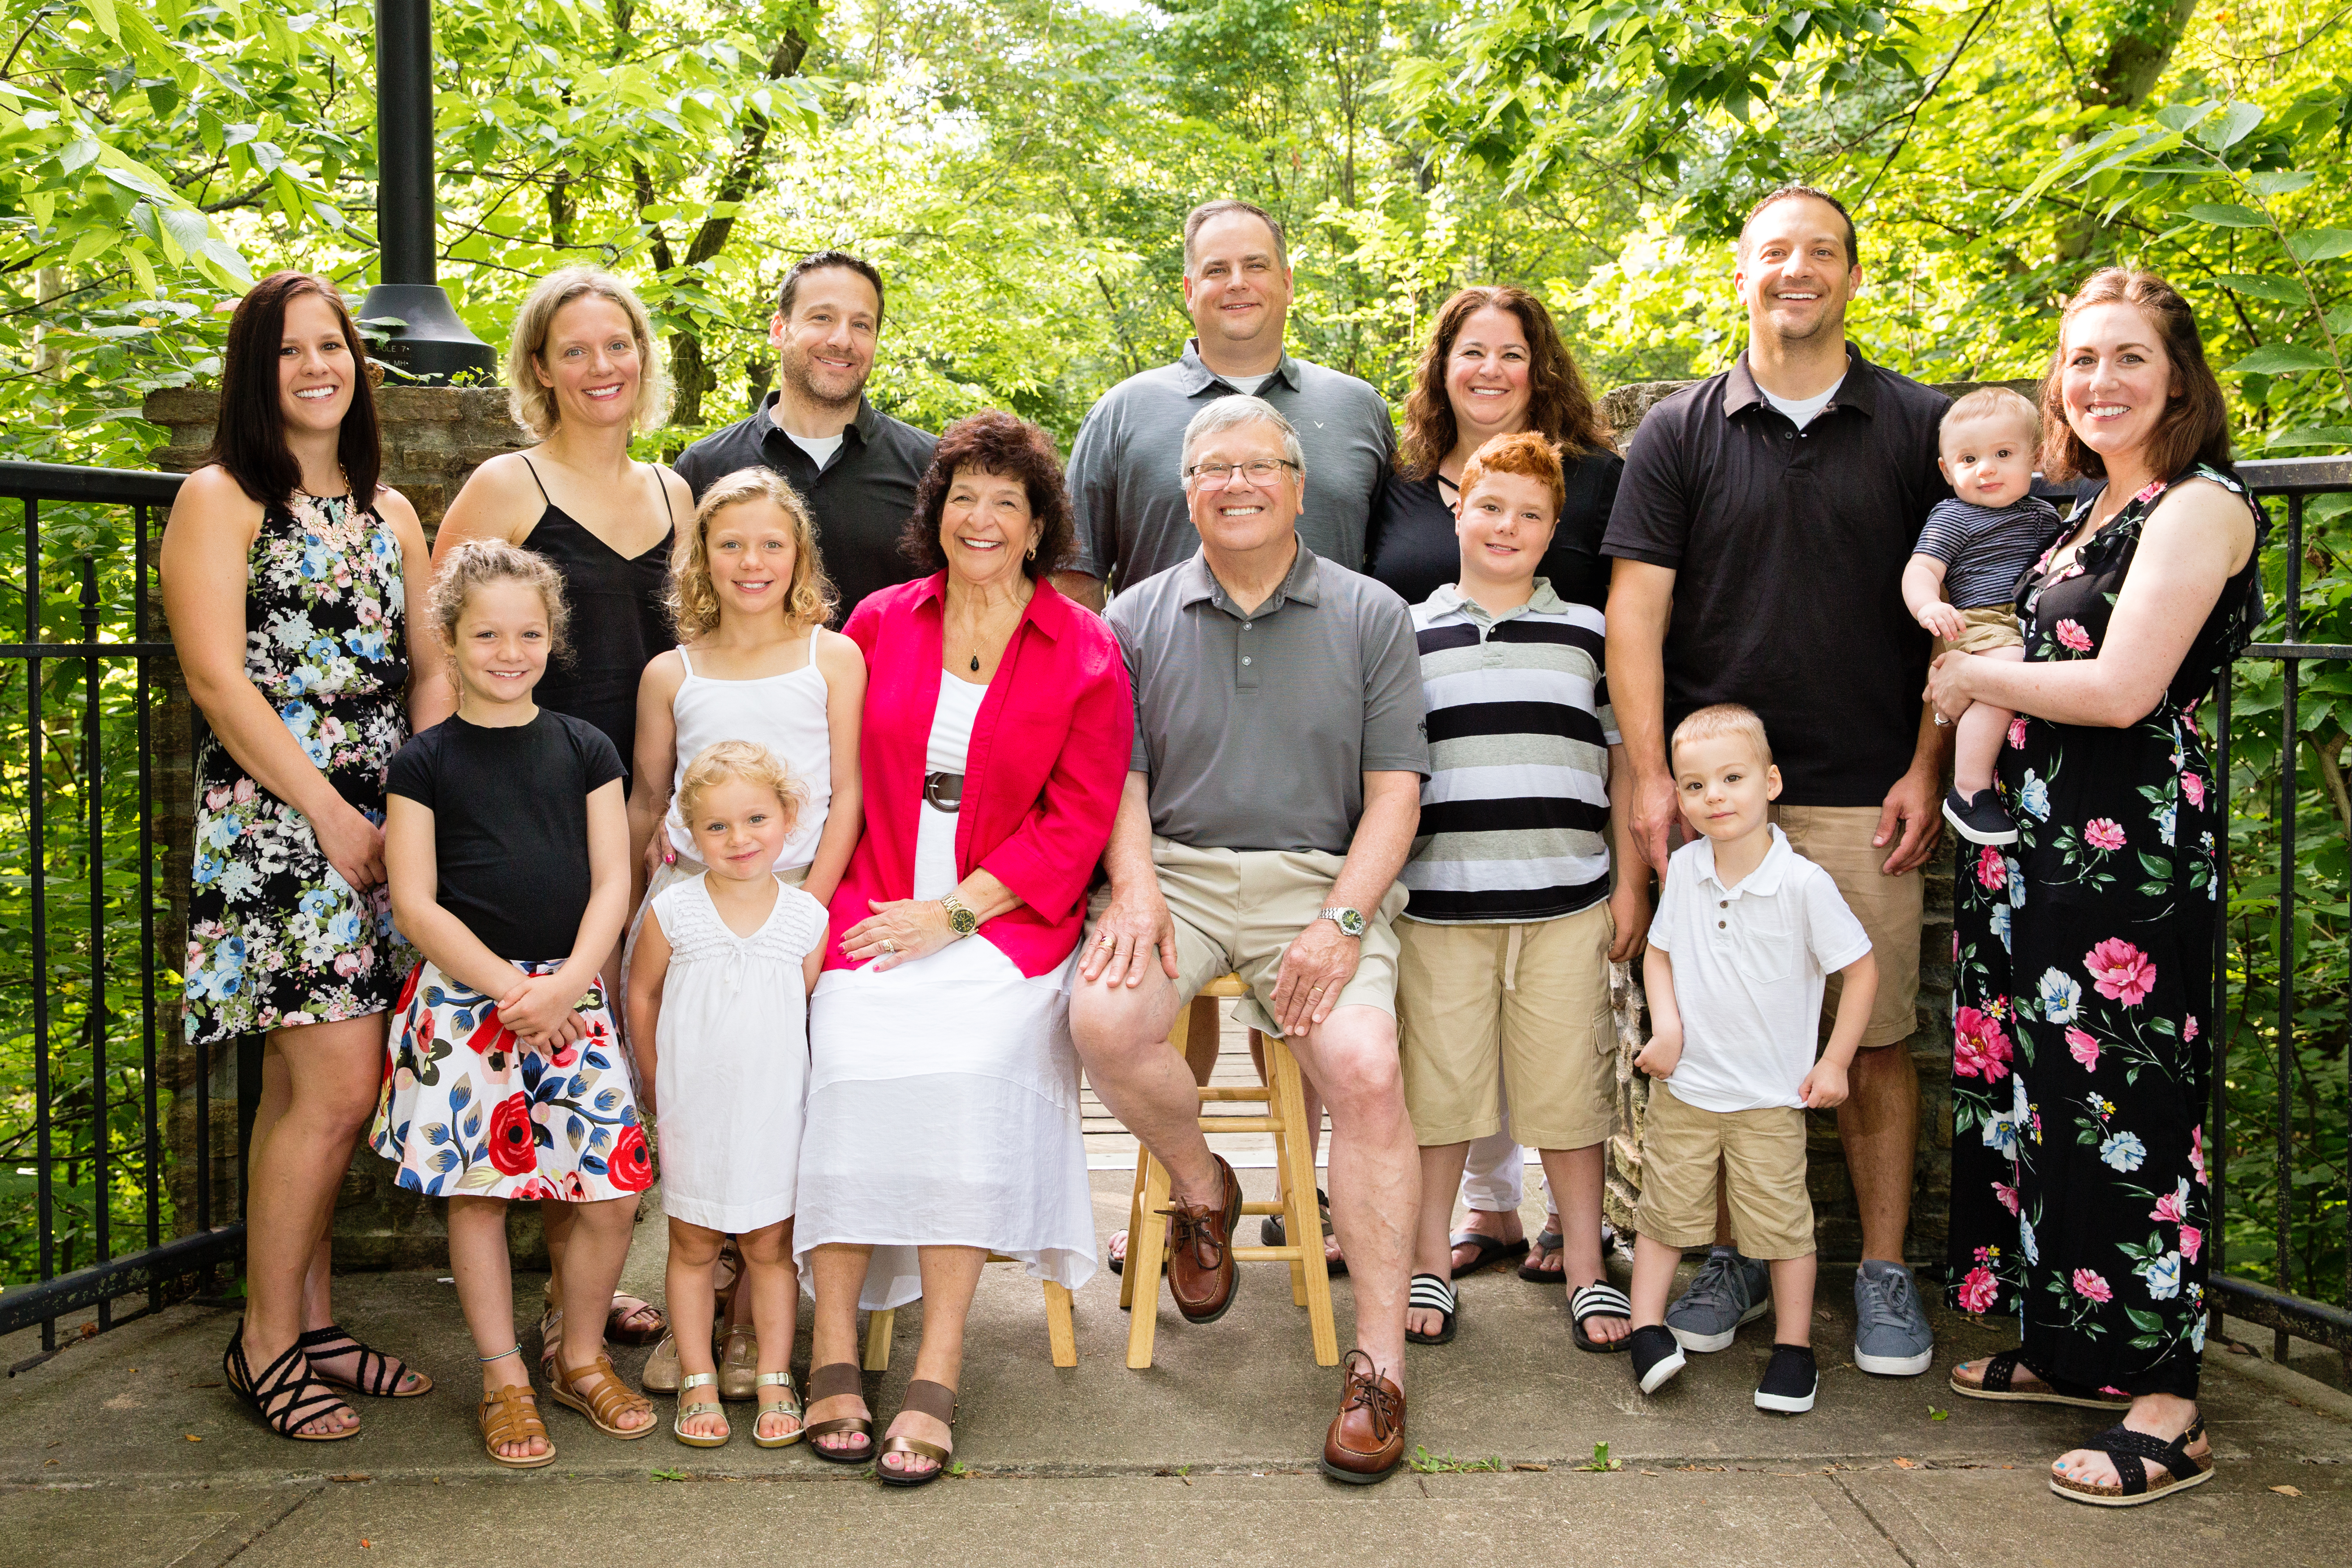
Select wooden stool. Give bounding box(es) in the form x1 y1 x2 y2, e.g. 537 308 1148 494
1119 974 1338 1368
863 1263 1077 1371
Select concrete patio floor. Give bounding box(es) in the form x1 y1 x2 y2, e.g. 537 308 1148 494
5 1169 2348 1567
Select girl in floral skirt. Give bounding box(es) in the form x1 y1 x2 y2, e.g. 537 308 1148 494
371 538 654 1467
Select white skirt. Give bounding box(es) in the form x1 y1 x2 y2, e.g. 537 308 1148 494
794 936 1096 1309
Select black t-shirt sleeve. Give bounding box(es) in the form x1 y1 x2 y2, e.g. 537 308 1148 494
1601 412 1689 568
570 718 626 796
385 728 440 809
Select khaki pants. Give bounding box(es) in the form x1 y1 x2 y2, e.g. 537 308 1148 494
1395 903 1616 1148
1635 1081 1813 1260
1084 837 1408 1037
1770 805 1922 1048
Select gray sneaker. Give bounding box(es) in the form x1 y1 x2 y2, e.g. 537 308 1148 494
1854 1260 1935 1376
1664 1247 1771 1352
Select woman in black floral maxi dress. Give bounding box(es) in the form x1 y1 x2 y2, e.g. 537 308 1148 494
1933 269 2263 1507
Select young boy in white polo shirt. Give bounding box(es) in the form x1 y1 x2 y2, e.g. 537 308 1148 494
1627 704 1877 1413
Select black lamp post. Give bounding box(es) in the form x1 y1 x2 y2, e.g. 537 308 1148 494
357 0 495 382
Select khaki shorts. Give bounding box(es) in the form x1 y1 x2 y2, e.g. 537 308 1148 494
1770 804 1922 1048
1084 837 1408 1037
1635 1081 1813 1259
1933 603 2024 657
1395 902 1616 1149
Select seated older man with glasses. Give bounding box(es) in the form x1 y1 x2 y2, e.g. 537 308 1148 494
1069 397 1428 1484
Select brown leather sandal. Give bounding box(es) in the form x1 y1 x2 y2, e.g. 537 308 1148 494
802 1361 875 1464
877 1377 958 1488
479 1383 556 1468
548 1352 656 1439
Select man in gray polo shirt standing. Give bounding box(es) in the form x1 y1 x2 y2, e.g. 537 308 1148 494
1058 198 1396 607
1070 398 1426 1484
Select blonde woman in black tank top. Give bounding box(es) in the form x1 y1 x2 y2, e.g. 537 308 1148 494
428 268 690 1367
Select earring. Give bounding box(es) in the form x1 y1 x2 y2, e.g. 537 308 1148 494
1025 541 1038 560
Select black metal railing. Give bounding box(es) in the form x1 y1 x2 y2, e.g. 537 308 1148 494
0 460 246 1369
2210 455 2352 1362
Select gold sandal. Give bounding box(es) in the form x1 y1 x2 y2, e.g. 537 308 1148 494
671 1372 729 1448
479 1383 556 1469
877 1378 958 1488
549 1352 656 1440
753 1370 804 1449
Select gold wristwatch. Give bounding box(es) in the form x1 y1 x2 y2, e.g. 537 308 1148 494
941 892 979 938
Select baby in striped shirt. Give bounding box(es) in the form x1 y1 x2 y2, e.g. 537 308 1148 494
1901 386 2064 849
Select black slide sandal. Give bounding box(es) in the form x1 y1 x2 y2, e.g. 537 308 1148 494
1405 1273 1458 1345
2050 1419 2211 1507
1570 1282 1633 1353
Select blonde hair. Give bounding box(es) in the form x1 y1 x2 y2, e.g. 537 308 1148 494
676 740 804 836
505 268 667 441
1459 431 1567 516
1671 703 1773 770
668 467 836 641
1941 385 2040 449
429 538 572 670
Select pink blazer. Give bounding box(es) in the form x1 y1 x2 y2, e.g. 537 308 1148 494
823 573 1134 978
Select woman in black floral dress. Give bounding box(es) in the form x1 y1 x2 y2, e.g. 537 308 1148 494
163 273 440 1440
1929 271 2261 1507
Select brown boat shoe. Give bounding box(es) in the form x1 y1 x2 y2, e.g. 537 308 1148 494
1164 1153 1244 1324
1321 1349 1406 1485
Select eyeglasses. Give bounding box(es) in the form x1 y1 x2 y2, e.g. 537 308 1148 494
1184 458 1299 489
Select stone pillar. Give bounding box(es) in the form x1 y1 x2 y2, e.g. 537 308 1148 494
142 386 535 1268
1592 377 2033 1268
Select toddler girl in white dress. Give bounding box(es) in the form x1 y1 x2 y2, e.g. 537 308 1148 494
625 741 827 1449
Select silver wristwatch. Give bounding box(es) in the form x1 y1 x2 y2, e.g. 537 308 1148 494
1317 905 1366 938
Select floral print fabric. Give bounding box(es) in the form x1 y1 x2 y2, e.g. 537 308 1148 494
183 494 412 1044
1946 463 2262 1397
370 958 653 1201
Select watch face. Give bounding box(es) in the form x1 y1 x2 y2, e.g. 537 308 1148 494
1336 909 1365 937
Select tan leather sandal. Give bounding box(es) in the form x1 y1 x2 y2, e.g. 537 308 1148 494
717 1322 760 1401
549 1352 656 1439
877 1377 958 1488
802 1361 874 1464
671 1371 729 1448
479 1383 556 1469
753 1370 804 1449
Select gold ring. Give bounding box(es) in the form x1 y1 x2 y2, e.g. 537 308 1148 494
880 939 898 954
1098 934 1115 948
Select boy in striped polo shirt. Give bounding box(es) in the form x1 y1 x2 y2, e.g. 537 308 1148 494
1396 432 1650 1352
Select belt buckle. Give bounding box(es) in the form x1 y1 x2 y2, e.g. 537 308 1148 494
923 771 963 811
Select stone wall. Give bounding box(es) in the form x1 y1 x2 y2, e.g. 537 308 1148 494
1593 376 2036 1270
142 386 533 1269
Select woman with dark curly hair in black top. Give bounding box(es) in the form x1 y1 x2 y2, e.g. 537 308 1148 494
1367 285 1634 1286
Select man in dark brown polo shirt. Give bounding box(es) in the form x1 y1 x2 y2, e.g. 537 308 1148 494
1603 186 1950 1379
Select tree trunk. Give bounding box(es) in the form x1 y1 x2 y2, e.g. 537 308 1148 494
646 23 813 427
2055 0 2202 262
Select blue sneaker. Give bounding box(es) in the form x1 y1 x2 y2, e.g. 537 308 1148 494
1854 1260 1935 1376
1665 1246 1771 1352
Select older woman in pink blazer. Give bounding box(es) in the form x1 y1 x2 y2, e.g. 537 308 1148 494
792 411 1131 1485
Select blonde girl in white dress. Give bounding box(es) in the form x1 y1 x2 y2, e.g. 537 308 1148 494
625 741 828 1449
622 466 864 1390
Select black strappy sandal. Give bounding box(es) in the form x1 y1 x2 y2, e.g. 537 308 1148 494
223 1322 358 1442
295 1323 433 1398
802 1361 875 1464
1952 1350 2130 1410
2050 1417 2212 1507
1405 1273 1458 1345
1570 1282 1633 1353
877 1378 958 1488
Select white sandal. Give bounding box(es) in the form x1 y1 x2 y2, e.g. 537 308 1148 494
672 1371 730 1448
753 1369 804 1449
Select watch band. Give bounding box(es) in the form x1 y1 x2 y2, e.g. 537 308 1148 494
940 892 979 937
1317 905 1365 937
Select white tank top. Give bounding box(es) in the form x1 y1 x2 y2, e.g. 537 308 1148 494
664 626 831 871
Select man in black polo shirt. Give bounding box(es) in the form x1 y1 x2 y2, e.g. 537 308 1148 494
674 251 936 622
1603 186 1949 1379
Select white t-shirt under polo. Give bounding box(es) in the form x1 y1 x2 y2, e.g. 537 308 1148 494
1645 825 1871 1113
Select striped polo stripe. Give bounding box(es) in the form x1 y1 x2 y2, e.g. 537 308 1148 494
1402 581 1620 923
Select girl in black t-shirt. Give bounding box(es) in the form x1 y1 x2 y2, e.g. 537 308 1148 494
368 540 655 1466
